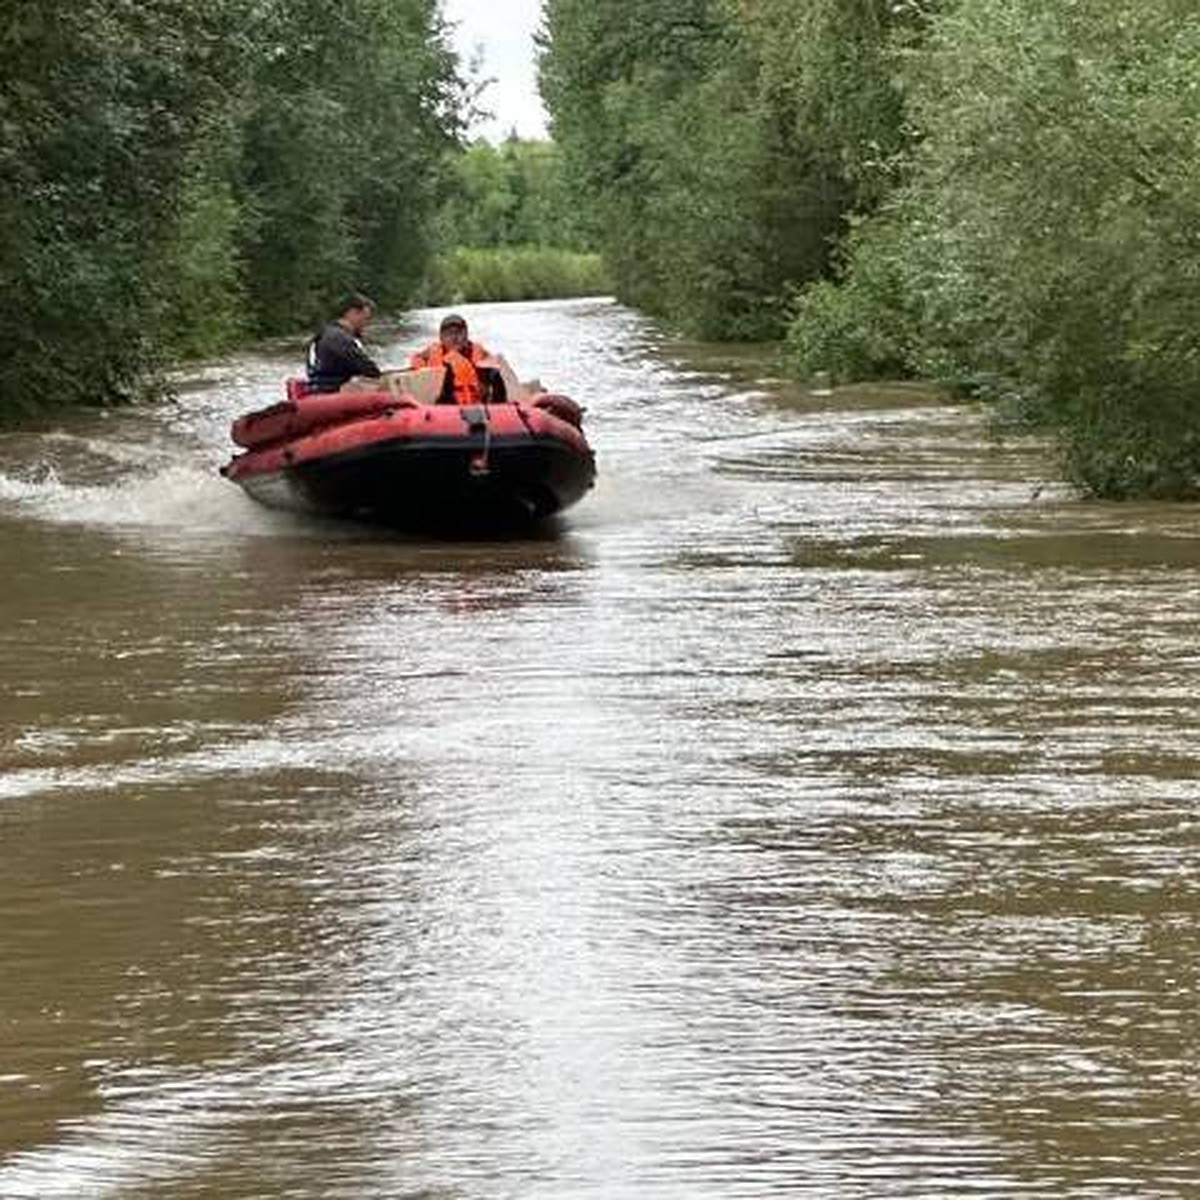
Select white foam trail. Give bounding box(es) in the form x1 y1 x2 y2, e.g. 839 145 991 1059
0 463 319 538
38 430 175 468
0 469 55 503
2 463 219 526
0 722 416 803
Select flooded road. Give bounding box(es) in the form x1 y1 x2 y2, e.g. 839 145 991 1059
2 297 1198 1198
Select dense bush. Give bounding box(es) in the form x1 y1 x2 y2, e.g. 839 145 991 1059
436 138 599 252
422 246 611 303
0 1 247 407
428 137 610 303
541 0 1200 497
785 0 1200 497
783 215 918 383
0 0 464 416
539 0 908 339
237 0 464 336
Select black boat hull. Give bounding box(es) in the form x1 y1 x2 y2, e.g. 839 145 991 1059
234 433 595 531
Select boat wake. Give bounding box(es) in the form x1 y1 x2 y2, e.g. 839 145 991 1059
0 461 299 537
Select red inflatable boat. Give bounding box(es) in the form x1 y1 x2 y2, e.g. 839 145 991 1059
220 370 596 531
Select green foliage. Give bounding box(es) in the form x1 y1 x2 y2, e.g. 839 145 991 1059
0 0 465 416
13 0 1199 500
437 138 599 251
422 246 611 303
236 87 364 334
429 136 606 302
784 216 917 382
749 0 917 209
0 0 251 407
158 158 248 360
235 0 464 335
795 0 1200 496
539 0 910 338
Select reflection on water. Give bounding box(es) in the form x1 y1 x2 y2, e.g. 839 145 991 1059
2 298 1199 1197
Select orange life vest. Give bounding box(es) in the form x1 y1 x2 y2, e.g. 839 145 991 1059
407 340 492 404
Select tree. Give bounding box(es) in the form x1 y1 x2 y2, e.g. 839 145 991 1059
0 0 255 406
436 137 598 251
235 0 465 334
538 0 909 337
788 0 1200 496
0 0 466 415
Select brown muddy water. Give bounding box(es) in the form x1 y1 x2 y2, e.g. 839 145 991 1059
1 297 1198 1198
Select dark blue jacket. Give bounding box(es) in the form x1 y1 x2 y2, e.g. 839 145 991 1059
306 321 381 392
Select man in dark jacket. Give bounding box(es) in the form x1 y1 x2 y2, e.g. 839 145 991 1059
306 292 382 392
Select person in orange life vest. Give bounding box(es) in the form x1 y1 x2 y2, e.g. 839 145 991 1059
407 313 506 405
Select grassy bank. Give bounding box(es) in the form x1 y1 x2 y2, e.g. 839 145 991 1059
422 246 612 305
